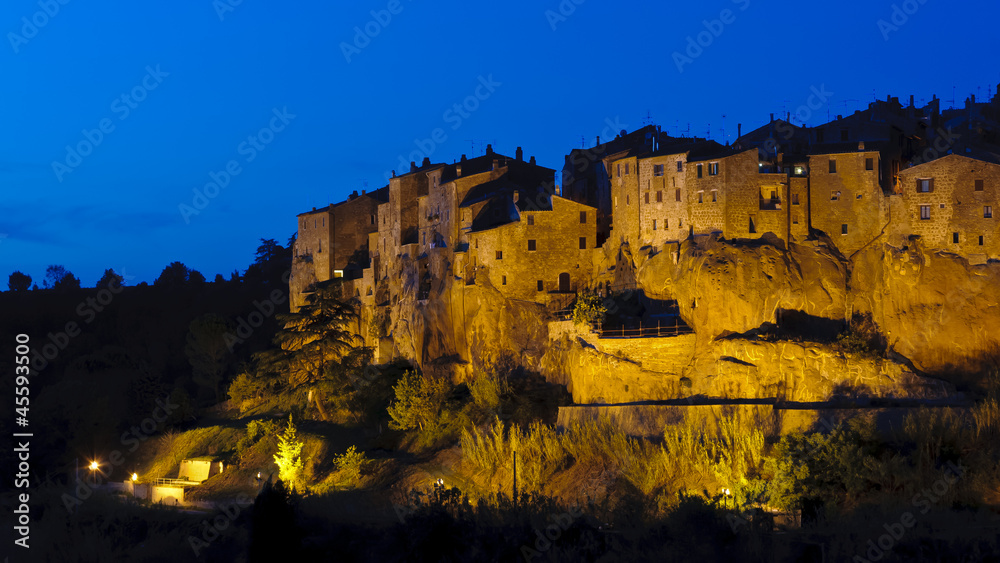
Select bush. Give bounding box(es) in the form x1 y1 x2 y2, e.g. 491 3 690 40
237 419 280 458
333 445 369 484
387 370 447 431
572 292 607 326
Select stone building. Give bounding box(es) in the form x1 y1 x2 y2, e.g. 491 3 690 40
290 187 387 309
807 144 889 256
892 153 1000 262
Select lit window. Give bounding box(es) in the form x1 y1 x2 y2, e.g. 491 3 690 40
708 163 719 175
986 206 993 219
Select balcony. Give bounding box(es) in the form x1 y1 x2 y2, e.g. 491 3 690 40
759 197 782 211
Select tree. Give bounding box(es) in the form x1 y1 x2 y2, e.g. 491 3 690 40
154 261 204 288
573 292 608 326
8 271 31 292
253 281 359 420
387 370 446 431
184 314 234 402
245 238 291 285
96 268 124 289
43 265 80 291
273 415 304 491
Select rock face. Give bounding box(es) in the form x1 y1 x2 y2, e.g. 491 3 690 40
851 240 1000 375
378 235 985 404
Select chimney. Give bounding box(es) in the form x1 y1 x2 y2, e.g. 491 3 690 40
422 157 431 167
516 146 523 161
737 123 742 138
786 112 790 122
596 136 600 146
361 189 366 195
837 115 842 120
461 154 467 162
770 113 774 122
410 161 417 173
392 170 396 178
910 94 915 107
486 144 494 155
529 156 536 165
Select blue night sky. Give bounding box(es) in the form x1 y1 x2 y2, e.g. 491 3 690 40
1 0 998 285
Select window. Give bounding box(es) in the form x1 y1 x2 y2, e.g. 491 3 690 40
676 161 683 172
831 191 840 201
697 164 703 178
626 195 629 205
708 163 719 176
841 224 848 235
625 163 630 175
678 218 682 227
829 159 837 173
502 276 507 285
976 179 984 191
527 215 534 225
617 164 621 177
654 164 664 176
496 250 503 260
664 218 669 228
980 235 985 246
953 232 960 244
712 191 717 203
986 206 993 218
528 239 536 251
748 216 756 234
314 219 317 228
579 237 587 249
656 191 662 202
675 189 682 201
698 192 703 203
652 220 657 230
920 205 931 220
580 211 587 223
644 193 649 204
371 214 375 225
917 178 933 193
318 240 322 252
792 193 800 205
537 280 543 291
866 158 874 171
793 215 799 224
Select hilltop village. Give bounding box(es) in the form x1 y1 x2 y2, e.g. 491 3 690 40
290 89 1000 399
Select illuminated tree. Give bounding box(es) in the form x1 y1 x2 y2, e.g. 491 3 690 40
387 370 446 431
273 415 304 491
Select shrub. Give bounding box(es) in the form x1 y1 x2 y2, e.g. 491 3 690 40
572 292 607 326
387 370 447 431
333 445 369 484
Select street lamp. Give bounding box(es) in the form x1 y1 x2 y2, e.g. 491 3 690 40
131 473 139 482
89 461 100 471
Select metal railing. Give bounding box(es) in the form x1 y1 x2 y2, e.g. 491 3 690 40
592 317 693 339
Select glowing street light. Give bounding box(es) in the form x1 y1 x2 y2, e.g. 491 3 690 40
89 461 100 471
131 473 139 482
